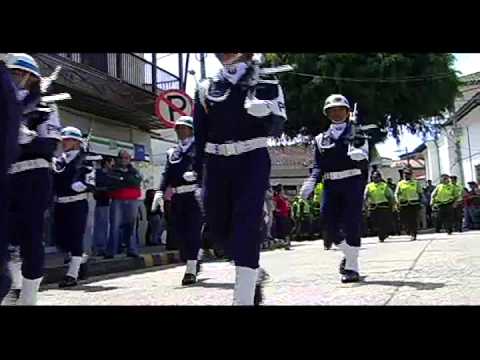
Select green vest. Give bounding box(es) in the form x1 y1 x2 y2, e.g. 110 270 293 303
397 180 421 205
434 183 456 204
313 183 324 203
293 198 310 219
452 184 464 201
366 182 389 206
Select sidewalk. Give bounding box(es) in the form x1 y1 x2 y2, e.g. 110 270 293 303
44 239 290 285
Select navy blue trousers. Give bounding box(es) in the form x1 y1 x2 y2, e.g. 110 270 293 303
8 168 52 279
322 176 365 247
171 193 202 261
54 200 88 257
204 149 270 269
0 63 21 298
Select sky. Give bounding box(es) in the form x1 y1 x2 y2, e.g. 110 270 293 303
153 53 480 159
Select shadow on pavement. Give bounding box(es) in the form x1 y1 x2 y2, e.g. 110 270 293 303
50 285 120 293
357 279 445 290
175 278 234 290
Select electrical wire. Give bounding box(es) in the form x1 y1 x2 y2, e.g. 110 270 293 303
290 71 456 83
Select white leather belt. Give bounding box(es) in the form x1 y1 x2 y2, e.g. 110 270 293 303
56 193 89 204
205 137 268 157
172 184 197 194
9 159 51 174
323 169 362 181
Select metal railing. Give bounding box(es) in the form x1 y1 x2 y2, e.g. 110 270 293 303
56 53 180 93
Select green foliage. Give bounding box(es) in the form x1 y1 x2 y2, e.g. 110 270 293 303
265 53 460 144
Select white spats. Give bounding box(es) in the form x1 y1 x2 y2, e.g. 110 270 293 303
186 260 198 276
18 277 43 306
197 249 204 261
66 256 82 279
8 260 23 290
233 266 258 306
338 241 360 273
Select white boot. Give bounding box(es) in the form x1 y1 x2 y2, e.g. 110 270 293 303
233 266 258 306
66 256 82 279
18 277 43 306
185 260 198 276
1 260 23 306
343 244 360 273
8 259 23 290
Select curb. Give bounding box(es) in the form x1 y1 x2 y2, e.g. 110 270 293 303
44 239 290 285
43 250 182 285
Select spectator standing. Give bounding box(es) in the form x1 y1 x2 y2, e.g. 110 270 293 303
105 150 143 259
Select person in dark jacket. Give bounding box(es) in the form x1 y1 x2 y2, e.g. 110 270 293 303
4 54 62 305
105 150 143 259
92 157 116 256
153 116 202 285
0 58 22 303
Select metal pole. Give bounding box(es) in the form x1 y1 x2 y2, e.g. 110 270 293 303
183 53 190 91
453 115 465 185
200 53 207 80
151 53 157 94
467 126 474 182
178 53 184 90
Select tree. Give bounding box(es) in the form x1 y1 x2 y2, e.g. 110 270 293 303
265 53 460 145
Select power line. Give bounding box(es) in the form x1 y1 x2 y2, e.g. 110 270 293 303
156 53 175 61
291 72 455 83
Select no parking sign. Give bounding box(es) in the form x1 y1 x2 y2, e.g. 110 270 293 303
155 89 193 128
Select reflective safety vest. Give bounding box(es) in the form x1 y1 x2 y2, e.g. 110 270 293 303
452 184 464 202
433 183 456 205
311 183 324 217
293 198 310 219
313 183 324 204
366 182 389 207
397 180 421 206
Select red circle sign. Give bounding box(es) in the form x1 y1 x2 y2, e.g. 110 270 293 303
155 89 193 128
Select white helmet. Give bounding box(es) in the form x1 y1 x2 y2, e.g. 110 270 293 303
4 53 41 79
175 116 193 129
323 94 350 115
61 126 84 142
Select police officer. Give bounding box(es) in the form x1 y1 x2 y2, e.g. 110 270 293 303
301 94 369 283
0 58 22 303
3 54 62 305
53 127 95 288
192 53 287 305
395 168 423 241
292 196 310 241
431 174 457 235
450 175 465 232
311 182 324 244
364 171 394 242
153 116 202 286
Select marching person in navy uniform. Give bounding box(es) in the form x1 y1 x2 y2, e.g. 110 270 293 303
3 54 62 305
152 116 202 286
300 94 369 283
192 53 287 305
0 57 23 303
53 127 95 288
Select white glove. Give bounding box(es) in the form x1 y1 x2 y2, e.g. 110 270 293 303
245 98 272 118
347 145 368 161
152 191 164 213
18 124 37 145
72 181 88 193
183 171 197 182
300 180 315 200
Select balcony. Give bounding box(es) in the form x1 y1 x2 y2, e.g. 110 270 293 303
34 53 181 131
55 53 180 93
